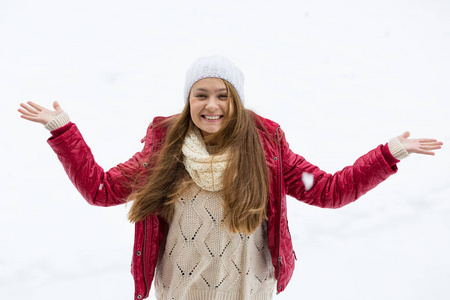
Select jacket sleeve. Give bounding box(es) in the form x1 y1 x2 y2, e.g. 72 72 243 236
47 123 154 207
280 131 398 208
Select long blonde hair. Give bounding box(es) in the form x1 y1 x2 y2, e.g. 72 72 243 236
127 80 269 234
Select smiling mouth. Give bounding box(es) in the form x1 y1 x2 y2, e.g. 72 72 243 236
202 115 222 120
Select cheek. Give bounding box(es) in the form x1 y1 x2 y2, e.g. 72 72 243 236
189 110 198 125
225 101 234 116
190 102 199 119
189 102 202 125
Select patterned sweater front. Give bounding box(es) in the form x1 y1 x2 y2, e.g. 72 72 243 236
154 184 276 300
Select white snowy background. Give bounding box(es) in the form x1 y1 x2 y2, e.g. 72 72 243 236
1 0 449 299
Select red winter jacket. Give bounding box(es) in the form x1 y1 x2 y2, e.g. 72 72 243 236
48 114 398 299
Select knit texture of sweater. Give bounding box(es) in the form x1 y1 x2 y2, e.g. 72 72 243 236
154 128 276 300
154 185 276 300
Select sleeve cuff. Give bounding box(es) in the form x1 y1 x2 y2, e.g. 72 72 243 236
381 143 400 167
50 122 73 138
388 137 409 160
44 112 70 131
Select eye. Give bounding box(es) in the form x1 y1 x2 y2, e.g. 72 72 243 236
219 94 228 100
195 94 207 99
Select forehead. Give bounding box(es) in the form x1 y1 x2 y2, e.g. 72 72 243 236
191 78 227 91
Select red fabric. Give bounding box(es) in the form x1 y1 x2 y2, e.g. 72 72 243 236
50 122 73 138
47 114 398 299
382 142 400 167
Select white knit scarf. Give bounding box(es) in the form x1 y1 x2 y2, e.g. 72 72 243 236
181 128 230 192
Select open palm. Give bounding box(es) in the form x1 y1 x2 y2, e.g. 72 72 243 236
397 131 443 156
18 101 64 125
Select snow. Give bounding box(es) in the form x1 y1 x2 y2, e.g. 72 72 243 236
1 0 449 299
301 172 314 191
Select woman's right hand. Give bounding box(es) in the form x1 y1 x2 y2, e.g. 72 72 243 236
18 101 65 125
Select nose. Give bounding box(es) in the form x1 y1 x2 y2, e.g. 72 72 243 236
205 97 219 110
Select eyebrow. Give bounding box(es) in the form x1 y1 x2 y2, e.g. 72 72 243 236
193 88 228 93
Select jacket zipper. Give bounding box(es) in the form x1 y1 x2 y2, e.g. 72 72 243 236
275 126 283 294
143 123 156 298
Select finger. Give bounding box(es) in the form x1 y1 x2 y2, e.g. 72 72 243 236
19 103 31 110
420 141 443 146
53 101 63 112
20 103 39 114
417 138 438 143
418 151 435 155
53 101 64 114
18 108 36 117
400 131 410 139
419 145 442 151
20 114 40 122
27 101 45 111
411 149 434 155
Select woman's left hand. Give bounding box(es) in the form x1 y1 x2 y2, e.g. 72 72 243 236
397 131 443 155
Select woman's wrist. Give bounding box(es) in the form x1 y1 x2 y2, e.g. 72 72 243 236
44 112 70 131
388 136 410 160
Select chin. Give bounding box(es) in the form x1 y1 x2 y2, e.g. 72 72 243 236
199 127 220 137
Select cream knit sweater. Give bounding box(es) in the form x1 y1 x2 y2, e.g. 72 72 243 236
154 129 276 300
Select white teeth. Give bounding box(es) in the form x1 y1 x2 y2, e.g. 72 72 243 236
204 115 220 120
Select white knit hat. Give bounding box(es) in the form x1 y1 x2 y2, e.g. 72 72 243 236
184 55 244 103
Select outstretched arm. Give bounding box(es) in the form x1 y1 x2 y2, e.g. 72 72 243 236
18 101 154 207
282 130 443 209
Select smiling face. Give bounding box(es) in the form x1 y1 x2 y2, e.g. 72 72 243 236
189 78 233 141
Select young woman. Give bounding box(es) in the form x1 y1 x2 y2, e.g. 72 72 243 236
18 56 443 300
